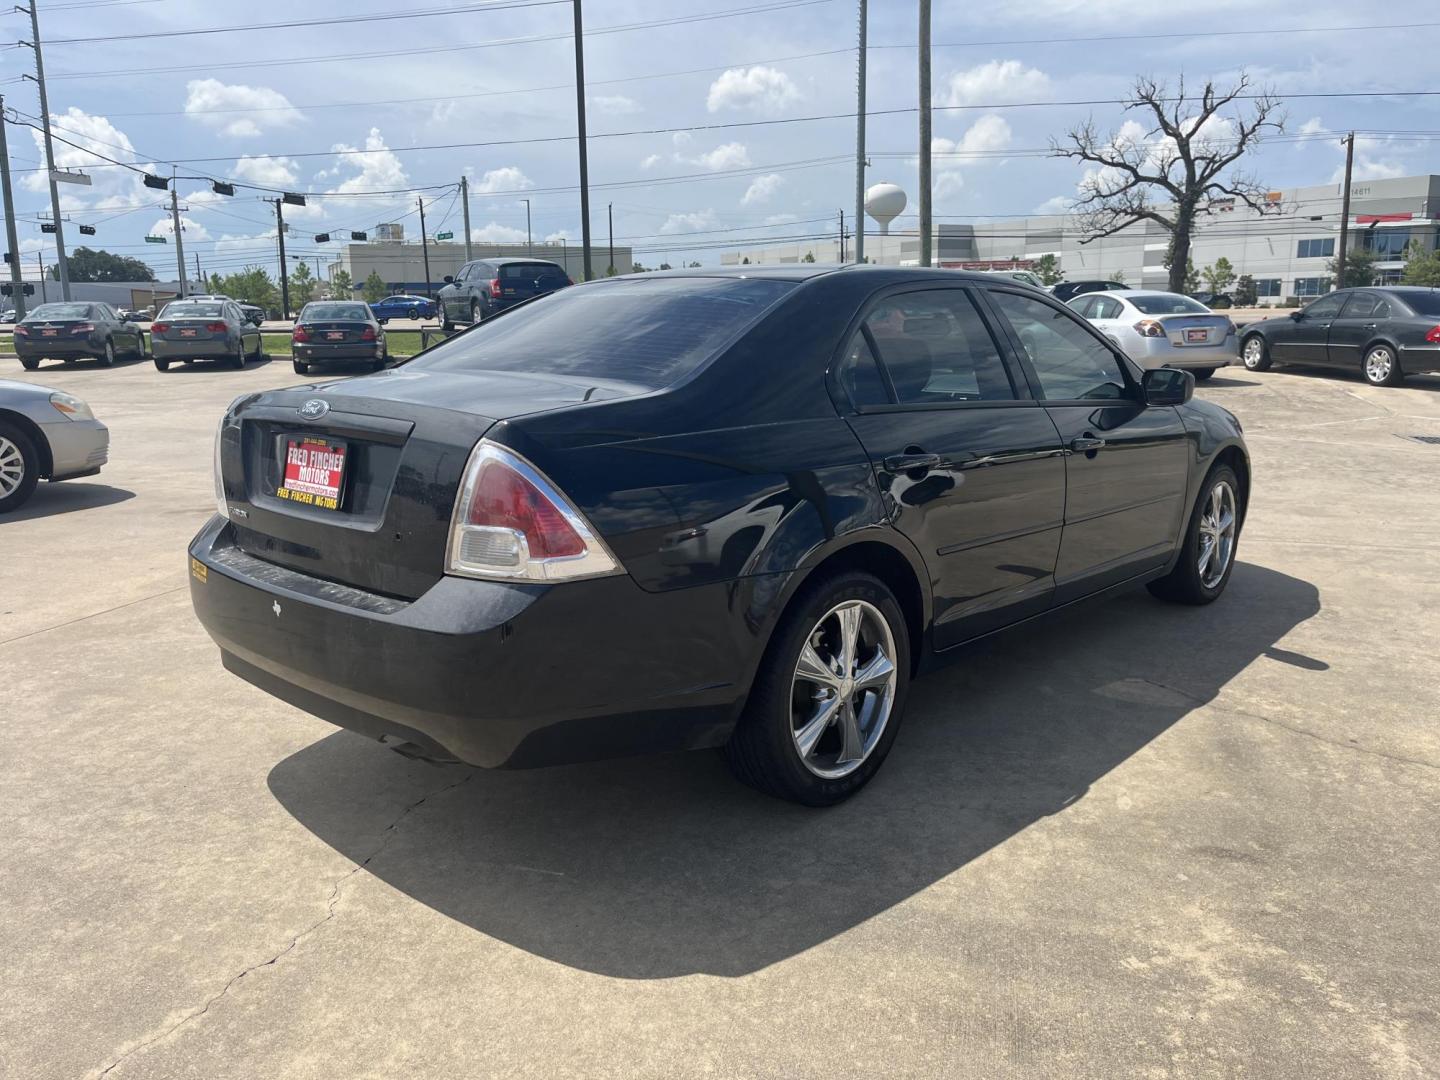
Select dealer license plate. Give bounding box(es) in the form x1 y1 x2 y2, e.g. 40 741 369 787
179 328 197 337
41 328 58 337
1185 328 1208 343
278 437 348 511
325 331 345 340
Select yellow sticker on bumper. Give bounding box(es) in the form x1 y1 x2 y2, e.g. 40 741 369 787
190 557 208 584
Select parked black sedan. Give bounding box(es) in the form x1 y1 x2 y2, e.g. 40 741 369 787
290 301 387 375
14 302 146 370
1238 286 1440 386
190 267 1249 805
1050 280 1131 304
436 257 570 330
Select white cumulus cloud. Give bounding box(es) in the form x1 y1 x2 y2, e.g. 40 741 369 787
472 166 532 194
742 172 785 206
233 154 300 189
707 66 801 113
184 79 301 138
928 115 1013 198
640 153 663 169
470 222 528 244
326 128 407 195
660 210 718 234
943 59 1050 106
147 214 211 242
591 94 639 115
695 142 750 171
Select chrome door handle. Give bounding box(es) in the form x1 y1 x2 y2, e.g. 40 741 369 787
1070 435 1106 453
884 452 943 473
1362 323 1377 330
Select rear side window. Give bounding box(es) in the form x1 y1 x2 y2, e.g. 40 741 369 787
1092 296 1126 319
414 277 796 387
856 290 1017 404
1390 289 1440 315
988 290 1128 401
1342 293 1379 318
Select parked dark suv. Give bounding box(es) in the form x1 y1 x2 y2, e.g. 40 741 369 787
190 267 1248 805
436 258 571 329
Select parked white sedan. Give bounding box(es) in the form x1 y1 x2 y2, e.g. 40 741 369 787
1067 290 1236 381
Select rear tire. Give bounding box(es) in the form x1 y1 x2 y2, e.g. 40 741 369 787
1192 367 1217 382
99 340 115 367
19 357 38 371
0 421 40 513
725 571 911 806
153 357 170 372
231 340 246 369
1148 464 1242 606
407 306 418 320
1240 334 1271 372
1362 343 1404 387
293 360 310 375
469 299 481 324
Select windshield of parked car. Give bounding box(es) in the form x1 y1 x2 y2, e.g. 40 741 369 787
303 303 372 321
1129 294 1210 315
161 302 225 319
1389 288 1440 315
413 277 797 387
26 303 93 320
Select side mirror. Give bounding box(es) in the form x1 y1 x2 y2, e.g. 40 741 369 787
1290 309 1304 320
442 275 454 285
1143 367 1194 406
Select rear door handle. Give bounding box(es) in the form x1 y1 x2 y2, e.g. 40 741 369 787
884 452 943 473
1362 323 1377 330
1070 435 1106 453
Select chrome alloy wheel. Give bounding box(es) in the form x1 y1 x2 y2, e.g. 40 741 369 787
1242 337 1265 369
1365 346 1393 384
1198 480 1238 590
0 435 25 498
790 599 898 779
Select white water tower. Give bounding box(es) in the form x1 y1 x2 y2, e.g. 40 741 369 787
865 182 907 235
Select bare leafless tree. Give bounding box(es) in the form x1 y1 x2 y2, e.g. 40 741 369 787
1051 74 1284 293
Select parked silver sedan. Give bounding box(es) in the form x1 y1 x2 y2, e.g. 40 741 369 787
151 299 263 372
0 379 109 512
1067 290 1236 381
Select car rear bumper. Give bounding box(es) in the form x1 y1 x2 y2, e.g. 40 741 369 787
1126 335 1237 369
153 337 234 360
188 516 747 769
294 343 384 362
42 417 109 478
15 338 101 358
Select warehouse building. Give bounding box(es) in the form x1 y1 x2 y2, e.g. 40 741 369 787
723 173 1440 305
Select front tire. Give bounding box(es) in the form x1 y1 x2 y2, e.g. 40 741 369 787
1240 335 1271 372
1362 343 1403 387
1148 465 1242 606
99 340 115 367
0 421 40 513
407 306 418 320
725 571 911 806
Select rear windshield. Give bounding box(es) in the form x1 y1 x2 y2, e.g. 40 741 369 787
27 303 92 320
1390 288 1440 315
162 302 225 318
412 276 796 387
303 303 371 321
1130 294 1210 315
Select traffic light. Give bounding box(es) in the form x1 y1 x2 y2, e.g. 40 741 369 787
1 284 10 296
212 181 235 196
143 174 169 190
22 283 34 295
41 223 56 234
350 231 367 241
79 224 96 236
282 193 306 206
314 233 330 243
3 252 10 265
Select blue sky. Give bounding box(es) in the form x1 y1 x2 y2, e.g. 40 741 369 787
2 0 1438 279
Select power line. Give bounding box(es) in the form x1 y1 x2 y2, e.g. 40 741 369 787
869 20 1440 51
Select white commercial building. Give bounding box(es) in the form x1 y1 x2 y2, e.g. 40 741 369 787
723 174 1440 305
329 237 635 294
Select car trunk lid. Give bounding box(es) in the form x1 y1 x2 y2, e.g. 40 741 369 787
1158 313 1232 347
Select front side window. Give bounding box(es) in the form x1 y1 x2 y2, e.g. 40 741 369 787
859 290 1016 404
988 289 1128 401
1303 292 1348 319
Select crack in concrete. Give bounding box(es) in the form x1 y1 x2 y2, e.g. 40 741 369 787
1 585 187 646
91 770 475 1079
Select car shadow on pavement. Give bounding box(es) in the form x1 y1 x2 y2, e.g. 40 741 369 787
268 561 1321 979
162 355 276 374
0 482 134 522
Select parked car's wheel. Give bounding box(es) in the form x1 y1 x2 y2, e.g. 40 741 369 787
231 340 246 369
19 357 38 371
99 340 115 367
1148 464 1242 606
407 306 418 320
249 336 263 362
1192 367 1217 382
133 335 148 360
293 360 310 376
1362 343 1404 387
469 299 481 324
153 357 170 372
725 570 911 806
1240 335 1271 372
0 420 40 513
377 317 389 326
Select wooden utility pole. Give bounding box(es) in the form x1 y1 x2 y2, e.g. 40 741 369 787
917 0 932 267
1336 132 1355 288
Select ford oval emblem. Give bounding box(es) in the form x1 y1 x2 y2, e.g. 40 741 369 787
299 399 329 420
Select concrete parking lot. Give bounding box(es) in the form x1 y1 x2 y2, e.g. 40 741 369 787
3 354 1438 1079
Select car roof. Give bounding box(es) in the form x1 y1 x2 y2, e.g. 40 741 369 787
1115 290 1197 300
616 264 1046 285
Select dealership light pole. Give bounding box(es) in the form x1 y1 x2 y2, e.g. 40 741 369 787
1336 131 1355 287
19 1 69 298
853 0 867 264
523 198 532 256
607 201 614 274
460 174 473 261
917 0 932 267
572 0 593 281
0 96 30 320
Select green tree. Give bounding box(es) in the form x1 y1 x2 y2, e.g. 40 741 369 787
362 270 387 303
1034 253 1064 286
49 246 156 282
1233 274 1257 306
1327 247 1379 289
1202 256 1237 292
686 261 701 268
1107 268 1127 284
631 262 650 274
1401 241 1440 286
604 265 618 277
740 257 751 265
1183 260 1201 294
209 266 277 310
289 261 316 306
329 268 354 297
801 251 816 263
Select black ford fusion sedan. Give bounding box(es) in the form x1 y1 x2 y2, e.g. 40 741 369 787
1238 286 1440 386
189 266 1249 805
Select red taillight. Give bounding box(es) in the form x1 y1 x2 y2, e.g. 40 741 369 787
71 322 96 333
1134 319 1166 338
447 442 620 581
292 325 310 343
360 326 377 341
489 277 502 298
205 321 227 333
13 326 27 336
151 322 169 334
1426 326 1440 344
